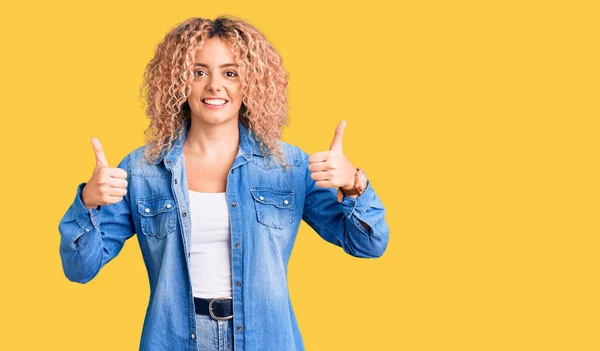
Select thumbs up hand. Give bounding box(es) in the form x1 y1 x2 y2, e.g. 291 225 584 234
81 138 128 209
308 120 357 190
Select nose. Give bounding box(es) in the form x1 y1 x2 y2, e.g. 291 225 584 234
206 74 223 92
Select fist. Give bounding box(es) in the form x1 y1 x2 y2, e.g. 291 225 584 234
81 138 128 209
308 120 356 190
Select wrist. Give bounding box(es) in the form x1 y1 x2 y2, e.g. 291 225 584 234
83 199 99 210
81 185 99 210
337 168 368 202
341 191 359 198
340 183 356 191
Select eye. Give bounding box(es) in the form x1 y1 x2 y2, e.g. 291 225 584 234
193 70 206 77
225 71 238 78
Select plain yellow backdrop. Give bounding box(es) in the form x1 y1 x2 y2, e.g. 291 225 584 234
1 0 599 350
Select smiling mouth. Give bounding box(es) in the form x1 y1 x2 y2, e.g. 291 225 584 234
202 98 228 106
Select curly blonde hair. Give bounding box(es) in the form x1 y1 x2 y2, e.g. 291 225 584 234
140 16 290 165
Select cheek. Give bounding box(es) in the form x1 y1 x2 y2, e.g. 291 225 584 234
189 82 206 97
190 84 199 93
187 91 205 108
230 86 243 101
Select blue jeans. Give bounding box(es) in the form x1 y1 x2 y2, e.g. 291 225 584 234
195 313 234 351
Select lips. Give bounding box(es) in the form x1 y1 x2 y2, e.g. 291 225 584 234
202 98 228 105
201 98 228 109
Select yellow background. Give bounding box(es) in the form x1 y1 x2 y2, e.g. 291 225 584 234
1 0 599 350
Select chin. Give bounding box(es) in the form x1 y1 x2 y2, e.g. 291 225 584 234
194 113 236 126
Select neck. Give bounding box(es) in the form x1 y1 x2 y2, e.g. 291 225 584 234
183 117 240 157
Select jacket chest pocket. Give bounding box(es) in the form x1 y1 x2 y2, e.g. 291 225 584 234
137 195 177 238
250 188 295 229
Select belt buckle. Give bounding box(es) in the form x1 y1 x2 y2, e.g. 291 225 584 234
209 297 233 320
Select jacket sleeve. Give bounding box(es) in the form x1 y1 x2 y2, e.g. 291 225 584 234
57 154 135 283
300 151 389 258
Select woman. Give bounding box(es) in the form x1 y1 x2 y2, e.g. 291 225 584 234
58 16 389 351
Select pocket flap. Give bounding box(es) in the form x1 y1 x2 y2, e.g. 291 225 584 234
250 188 294 208
137 196 176 216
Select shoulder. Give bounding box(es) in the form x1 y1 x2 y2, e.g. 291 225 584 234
117 145 170 179
128 145 150 160
118 145 147 168
276 140 309 167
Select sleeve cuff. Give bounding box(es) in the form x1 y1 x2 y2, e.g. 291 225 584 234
71 183 100 231
339 180 375 218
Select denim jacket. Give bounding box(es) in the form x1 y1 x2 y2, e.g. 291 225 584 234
58 119 389 351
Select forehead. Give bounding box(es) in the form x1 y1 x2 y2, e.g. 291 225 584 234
194 37 236 64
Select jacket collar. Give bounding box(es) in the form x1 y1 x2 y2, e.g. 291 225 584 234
151 118 264 166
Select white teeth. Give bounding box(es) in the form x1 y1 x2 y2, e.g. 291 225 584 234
203 99 227 106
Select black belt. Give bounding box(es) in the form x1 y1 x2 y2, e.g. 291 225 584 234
194 297 233 320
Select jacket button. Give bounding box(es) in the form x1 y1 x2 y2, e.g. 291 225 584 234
174 179 178 184
144 208 150 213
237 325 243 332
231 202 237 207
191 333 196 339
166 204 172 209
182 212 187 217
259 196 264 201
283 200 289 205
235 242 241 248
236 281 242 287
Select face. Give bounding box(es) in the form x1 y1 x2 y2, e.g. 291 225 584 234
187 37 243 126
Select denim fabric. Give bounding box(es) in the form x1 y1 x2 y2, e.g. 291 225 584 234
195 313 234 351
58 119 389 351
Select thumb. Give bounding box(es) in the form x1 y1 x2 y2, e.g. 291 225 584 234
329 120 346 151
91 137 109 168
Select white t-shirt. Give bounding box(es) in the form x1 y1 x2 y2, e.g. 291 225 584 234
188 190 232 298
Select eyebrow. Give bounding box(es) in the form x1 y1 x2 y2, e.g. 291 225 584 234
194 63 238 68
